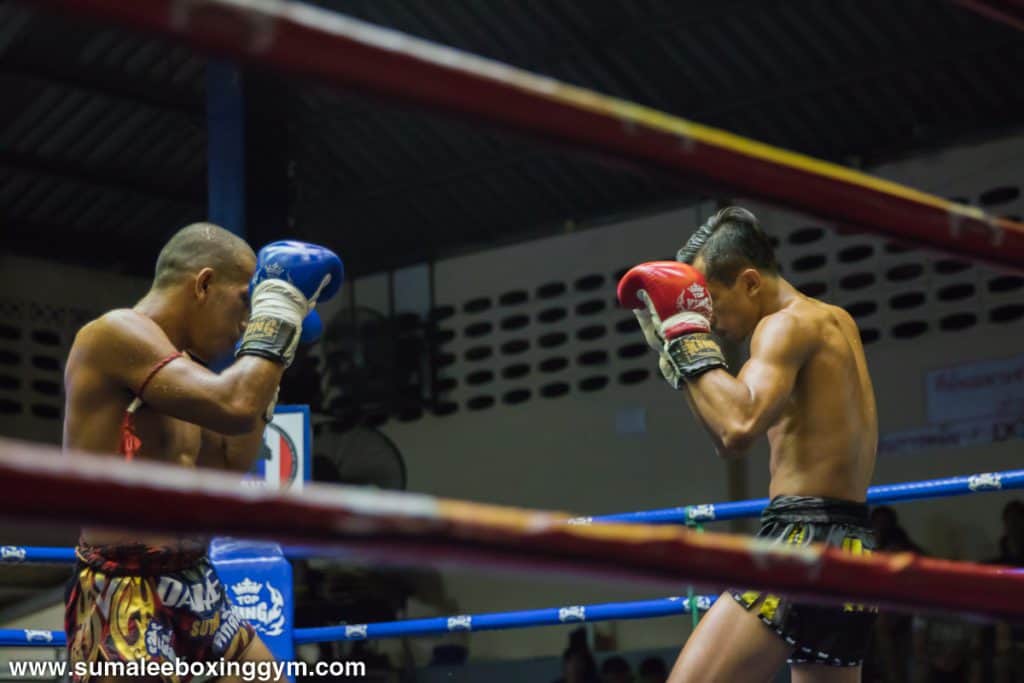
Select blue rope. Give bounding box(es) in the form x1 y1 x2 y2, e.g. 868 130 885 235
0 546 75 564
588 469 1024 524
293 595 717 644
0 596 719 647
0 629 66 647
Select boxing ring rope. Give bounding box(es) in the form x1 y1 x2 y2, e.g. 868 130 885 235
0 596 719 648
3 464 1016 646
291 596 715 645
3 464 1020 646
0 547 73 564
955 0 1024 32
34 0 1024 270
2 438 1024 628
5 467 1022 564
0 630 66 648
581 469 1024 525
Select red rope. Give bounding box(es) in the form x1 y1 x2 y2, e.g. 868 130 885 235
4 437 1024 621
955 0 1024 33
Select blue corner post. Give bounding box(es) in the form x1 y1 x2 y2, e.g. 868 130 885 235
209 538 295 666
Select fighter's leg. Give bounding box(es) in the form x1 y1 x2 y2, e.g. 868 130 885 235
790 663 862 683
668 592 792 683
66 567 174 683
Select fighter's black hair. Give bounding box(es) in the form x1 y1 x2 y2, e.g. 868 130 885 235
676 206 778 284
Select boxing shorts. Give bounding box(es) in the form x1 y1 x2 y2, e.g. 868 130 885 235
731 496 877 667
65 543 257 682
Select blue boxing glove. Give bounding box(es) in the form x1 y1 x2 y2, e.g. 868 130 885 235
238 241 343 366
251 240 344 305
299 310 323 345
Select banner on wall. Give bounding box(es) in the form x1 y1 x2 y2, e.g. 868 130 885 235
925 353 1024 424
245 404 311 490
879 354 1024 456
879 416 1024 457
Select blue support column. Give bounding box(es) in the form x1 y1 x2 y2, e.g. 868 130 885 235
206 60 246 237
206 61 291 245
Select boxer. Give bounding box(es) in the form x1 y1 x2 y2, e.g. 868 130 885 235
618 207 877 683
62 223 342 682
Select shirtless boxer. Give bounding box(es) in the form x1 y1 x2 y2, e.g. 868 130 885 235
617 207 877 683
62 223 342 682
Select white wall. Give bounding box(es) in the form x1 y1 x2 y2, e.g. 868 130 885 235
0 254 149 443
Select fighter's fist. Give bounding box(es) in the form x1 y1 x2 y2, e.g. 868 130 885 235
299 310 323 345
616 261 713 340
252 240 344 306
617 261 725 386
239 241 343 367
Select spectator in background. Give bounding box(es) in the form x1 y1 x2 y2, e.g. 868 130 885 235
995 500 1024 565
871 505 924 553
554 647 599 683
637 656 668 683
552 628 599 683
912 615 981 683
981 499 1024 682
600 655 632 683
895 503 981 683
862 506 924 682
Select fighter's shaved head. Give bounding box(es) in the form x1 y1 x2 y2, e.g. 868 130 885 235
153 222 256 289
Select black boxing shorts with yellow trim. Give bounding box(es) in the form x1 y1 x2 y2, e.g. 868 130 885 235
731 496 877 667
65 543 257 683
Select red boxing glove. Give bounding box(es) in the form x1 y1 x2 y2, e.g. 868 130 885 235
617 261 726 384
616 261 714 340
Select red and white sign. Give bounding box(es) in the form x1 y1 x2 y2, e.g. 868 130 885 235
248 406 310 490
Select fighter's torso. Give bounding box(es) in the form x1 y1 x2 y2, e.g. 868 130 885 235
763 297 877 501
64 321 207 549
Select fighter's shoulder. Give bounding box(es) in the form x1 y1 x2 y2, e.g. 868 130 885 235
73 309 163 352
825 301 860 333
799 298 860 337
787 298 863 350
750 306 819 358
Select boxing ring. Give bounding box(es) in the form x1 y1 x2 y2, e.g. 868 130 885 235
6 0 1024 675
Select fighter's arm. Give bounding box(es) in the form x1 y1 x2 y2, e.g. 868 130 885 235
683 312 815 458
197 427 268 472
80 309 282 435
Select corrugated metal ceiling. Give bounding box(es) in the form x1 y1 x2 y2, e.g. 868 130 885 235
1 0 1022 275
